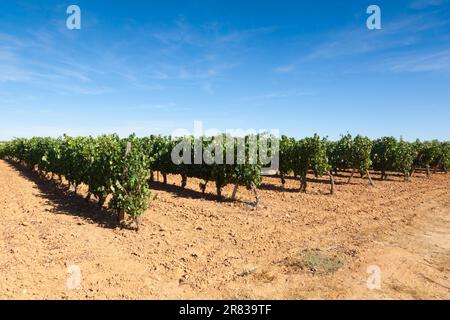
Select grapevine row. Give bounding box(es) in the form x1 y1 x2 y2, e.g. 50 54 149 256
142 134 263 205
0 134 448 223
1 135 151 227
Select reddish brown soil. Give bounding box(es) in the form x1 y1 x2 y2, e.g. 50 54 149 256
0 159 448 299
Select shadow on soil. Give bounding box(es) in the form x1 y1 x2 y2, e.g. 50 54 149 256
149 179 222 201
148 180 258 207
260 176 349 193
5 159 121 229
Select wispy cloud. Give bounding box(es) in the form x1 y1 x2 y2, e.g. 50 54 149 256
146 62 235 81
409 0 449 9
273 10 450 75
274 64 297 73
0 14 275 98
151 16 275 54
382 48 450 73
0 31 97 88
0 65 38 82
145 16 275 88
306 14 445 60
244 90 315 101
129 103 176 111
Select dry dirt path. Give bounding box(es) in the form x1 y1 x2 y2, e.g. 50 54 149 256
0 159 448 299
339 196 450 299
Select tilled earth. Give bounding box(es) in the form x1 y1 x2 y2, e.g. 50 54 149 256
0 159 449 299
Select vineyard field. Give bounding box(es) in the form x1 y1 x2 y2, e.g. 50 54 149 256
1 134 448 224
0 133 449 299
0 159 448 299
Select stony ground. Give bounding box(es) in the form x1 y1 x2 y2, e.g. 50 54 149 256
0 159 448 299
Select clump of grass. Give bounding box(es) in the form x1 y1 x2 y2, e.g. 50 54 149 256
289 249 344 274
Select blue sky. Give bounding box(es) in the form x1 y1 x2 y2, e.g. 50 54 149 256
0 0 449 141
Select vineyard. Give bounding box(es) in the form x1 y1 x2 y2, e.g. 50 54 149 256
1 134 449 227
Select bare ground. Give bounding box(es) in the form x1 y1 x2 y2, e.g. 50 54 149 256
0 159 448 299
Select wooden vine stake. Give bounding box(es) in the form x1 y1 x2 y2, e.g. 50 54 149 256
328 171 335 195
347 168 356 183
251 182 259 209
231 183 239 200
200 181 208 194
348 168 375 187
366 170 375 186
118 141 132 223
